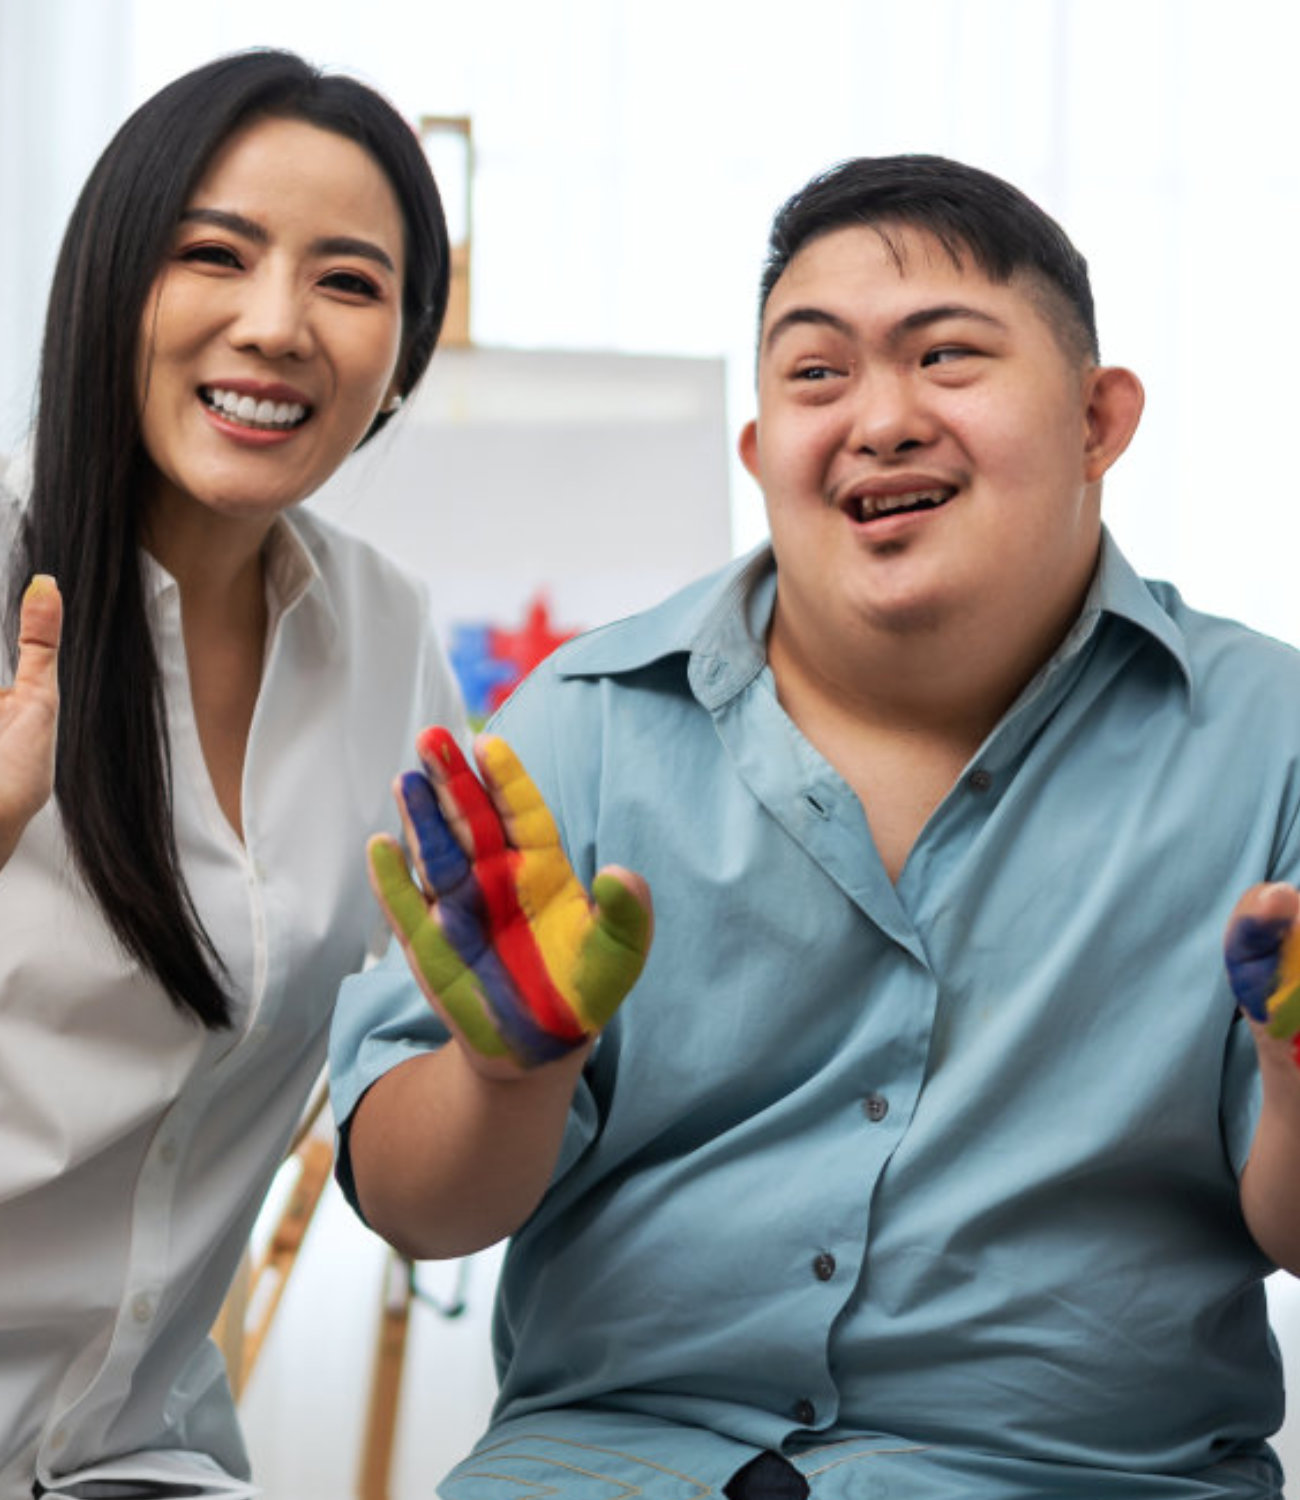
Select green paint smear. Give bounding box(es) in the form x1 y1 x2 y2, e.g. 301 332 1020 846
1267 981 1300 1040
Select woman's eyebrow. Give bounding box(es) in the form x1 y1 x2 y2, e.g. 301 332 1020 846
313 235 397 273
179 206 266 242
177 208 396 272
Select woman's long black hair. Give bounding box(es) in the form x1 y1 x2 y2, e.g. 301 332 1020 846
5 50 450 1027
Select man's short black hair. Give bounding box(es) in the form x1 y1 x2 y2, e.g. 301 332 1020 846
758 154 1099 364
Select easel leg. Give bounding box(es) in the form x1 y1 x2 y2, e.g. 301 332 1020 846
356 1250 413 1500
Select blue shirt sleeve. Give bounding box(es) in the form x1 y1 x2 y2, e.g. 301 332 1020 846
328 933 602 1219
328 939 452 1214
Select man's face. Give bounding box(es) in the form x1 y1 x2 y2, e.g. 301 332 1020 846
740 224 1133 657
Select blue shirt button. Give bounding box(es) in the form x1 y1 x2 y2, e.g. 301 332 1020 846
863 1092 889 1122
812 1252 836 1281
793 1397 816 1426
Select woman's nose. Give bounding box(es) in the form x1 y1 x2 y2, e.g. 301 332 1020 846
227 270 314 361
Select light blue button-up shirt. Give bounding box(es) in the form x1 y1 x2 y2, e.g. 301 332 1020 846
331 532 1300 1498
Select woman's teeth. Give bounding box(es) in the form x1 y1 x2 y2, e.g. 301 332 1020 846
203 387 308 430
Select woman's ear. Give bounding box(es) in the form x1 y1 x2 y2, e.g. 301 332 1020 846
1083 365 1145 483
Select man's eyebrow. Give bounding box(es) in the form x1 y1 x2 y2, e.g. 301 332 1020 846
764 301 1010 354
763 306 855 352
177 208 397 272
892 303 1008 340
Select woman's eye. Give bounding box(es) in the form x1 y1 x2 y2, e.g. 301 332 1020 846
178 243 241 269
321 269 382 299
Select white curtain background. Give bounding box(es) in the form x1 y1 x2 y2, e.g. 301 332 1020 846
4 0 1300 639
8 0 1300 1486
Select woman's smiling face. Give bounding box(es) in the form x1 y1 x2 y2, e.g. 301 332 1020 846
136 113 406 535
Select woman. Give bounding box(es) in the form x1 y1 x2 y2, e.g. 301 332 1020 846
0 50 466 1496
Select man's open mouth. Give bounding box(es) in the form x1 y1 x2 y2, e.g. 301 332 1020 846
848 486 956 523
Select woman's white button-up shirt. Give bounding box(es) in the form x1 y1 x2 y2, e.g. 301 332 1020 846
0 489 465 1497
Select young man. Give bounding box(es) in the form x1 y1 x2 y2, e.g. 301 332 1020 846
330 156 1300 1498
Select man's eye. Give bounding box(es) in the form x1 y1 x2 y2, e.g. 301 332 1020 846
921 346 974 367
321 270 382 299
794 364 836 381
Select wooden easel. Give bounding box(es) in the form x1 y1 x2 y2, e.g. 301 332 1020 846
212 1080 334 1401
356 1250 416 1500
418 115 473 349
213 1089 419 1499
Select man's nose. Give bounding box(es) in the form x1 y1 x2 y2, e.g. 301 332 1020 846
847 372 936 456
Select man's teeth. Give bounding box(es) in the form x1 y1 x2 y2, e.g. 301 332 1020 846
204 387 307 430
857 489 951 520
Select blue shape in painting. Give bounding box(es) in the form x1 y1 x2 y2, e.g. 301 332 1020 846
449 624 515 722
449 596 580 727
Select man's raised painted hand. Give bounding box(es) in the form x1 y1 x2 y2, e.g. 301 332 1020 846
369 727 653 1076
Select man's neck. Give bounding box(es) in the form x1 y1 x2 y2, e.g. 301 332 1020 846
765 581 1092 882
775 617 1022 749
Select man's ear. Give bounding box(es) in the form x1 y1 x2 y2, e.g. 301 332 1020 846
738 419 760 481
1083 366 1144 483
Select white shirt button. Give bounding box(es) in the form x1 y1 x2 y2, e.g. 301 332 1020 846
132 1293 154 1323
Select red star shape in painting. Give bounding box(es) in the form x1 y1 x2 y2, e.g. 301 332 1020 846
486 594 578 711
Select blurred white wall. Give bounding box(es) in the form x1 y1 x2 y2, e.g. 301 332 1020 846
5 0 1300 634
0 1 131 442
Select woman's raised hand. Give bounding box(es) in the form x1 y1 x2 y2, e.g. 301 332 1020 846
0 576 62 868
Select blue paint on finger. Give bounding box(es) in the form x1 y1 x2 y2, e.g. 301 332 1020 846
1225 914 1291 1022
400 770 469 895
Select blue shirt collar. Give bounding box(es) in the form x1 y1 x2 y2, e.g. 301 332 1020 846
555 525 1192 706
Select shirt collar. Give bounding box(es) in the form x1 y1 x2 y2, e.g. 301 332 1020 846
552 544 773 708
554 525 1193 704
140 511 332 637
1067 526 1192 692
